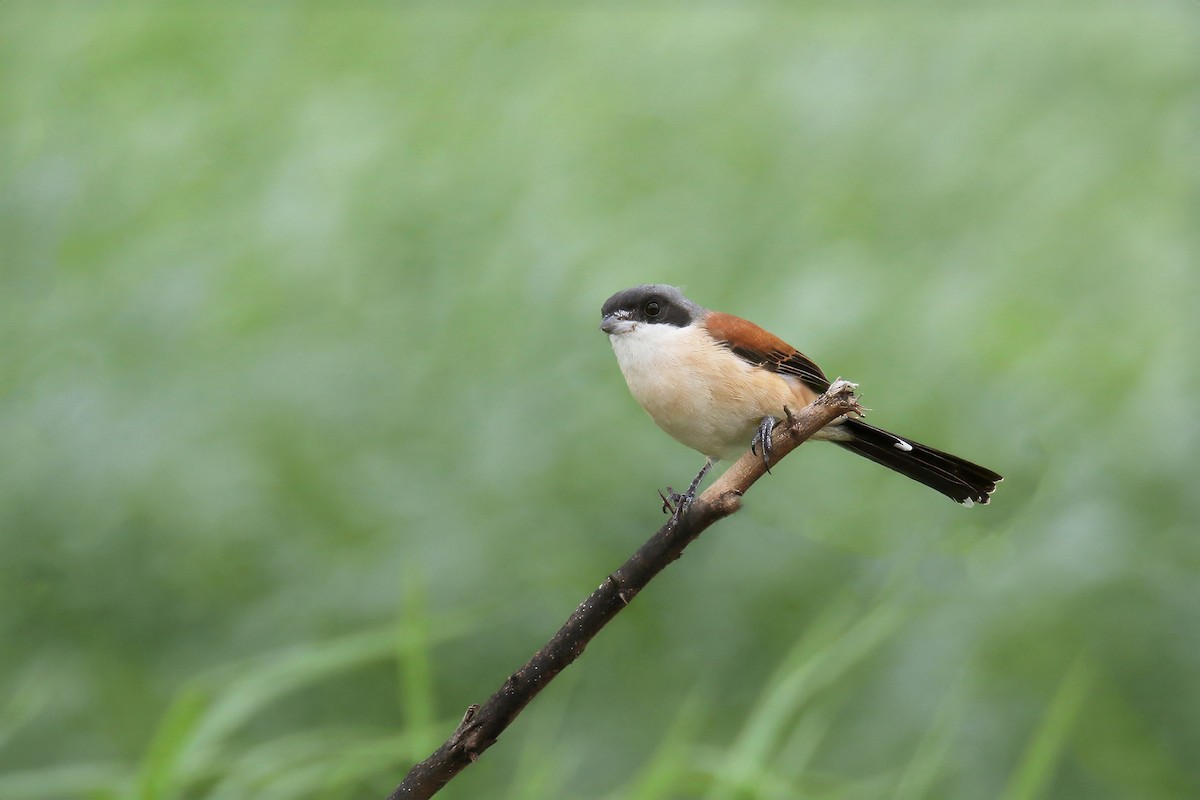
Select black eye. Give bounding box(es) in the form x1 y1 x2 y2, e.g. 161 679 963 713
645 301 661 317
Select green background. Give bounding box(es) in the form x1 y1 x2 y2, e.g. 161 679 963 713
3 5 1198 799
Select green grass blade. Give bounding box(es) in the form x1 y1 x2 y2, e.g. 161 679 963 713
397 566 437 749
133 686 211 800
706 594 907 800
892 668 970 800
0 763 128 800
615 689 709 800
1000 656 1095 800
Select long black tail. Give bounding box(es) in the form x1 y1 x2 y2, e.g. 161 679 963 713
834 419 1002 506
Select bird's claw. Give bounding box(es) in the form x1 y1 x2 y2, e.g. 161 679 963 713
659 486 695 527
659 458 715 526
750 415 777 472
659 487 684 516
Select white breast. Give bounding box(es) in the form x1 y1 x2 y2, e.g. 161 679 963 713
607 323 800 460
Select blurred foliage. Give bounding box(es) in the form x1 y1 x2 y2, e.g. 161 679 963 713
2 4 1198 799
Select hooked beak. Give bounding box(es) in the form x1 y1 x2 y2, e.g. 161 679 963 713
600 311 635 335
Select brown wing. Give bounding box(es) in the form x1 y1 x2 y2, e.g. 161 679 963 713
704 312 831 393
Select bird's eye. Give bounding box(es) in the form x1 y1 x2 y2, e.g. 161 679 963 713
645 301 661 317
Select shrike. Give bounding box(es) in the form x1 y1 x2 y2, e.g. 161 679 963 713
600 284 1001 511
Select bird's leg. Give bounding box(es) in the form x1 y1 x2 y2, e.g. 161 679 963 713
660 457 714 523
681 457 714 507
750 415 777 472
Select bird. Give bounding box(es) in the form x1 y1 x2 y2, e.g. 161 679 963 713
599 284 1001 514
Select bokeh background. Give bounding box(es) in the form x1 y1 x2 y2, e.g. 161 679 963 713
3 5 1198 799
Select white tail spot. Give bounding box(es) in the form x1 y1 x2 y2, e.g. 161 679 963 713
893 439 913 452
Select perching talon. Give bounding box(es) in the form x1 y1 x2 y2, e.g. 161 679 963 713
750 415 777 472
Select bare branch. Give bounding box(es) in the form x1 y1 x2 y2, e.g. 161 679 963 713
386 380 863 799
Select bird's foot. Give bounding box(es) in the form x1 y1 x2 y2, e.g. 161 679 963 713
659 487 685 516
750 415 777 472
660 458 715 526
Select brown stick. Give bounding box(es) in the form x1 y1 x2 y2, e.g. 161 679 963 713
387 380 864 799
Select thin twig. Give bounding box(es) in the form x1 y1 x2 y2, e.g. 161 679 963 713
387 380 863 799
